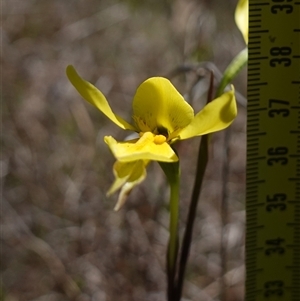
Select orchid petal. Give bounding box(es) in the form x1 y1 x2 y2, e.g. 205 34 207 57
66 65 135 131
132 77 194 136
107 160 148 211
178 88 237 140
235 0 248 44
104 133 178 163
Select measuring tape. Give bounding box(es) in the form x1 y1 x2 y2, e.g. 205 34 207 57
246 0 300 300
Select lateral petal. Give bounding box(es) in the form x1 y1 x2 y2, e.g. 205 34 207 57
178 88 237 140
66 65 135 130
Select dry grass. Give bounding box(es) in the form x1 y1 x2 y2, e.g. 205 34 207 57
2 0 246 300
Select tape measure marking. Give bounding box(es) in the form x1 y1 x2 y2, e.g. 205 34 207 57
247 1 300 301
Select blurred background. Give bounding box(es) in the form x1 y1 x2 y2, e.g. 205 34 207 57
2 0 246 300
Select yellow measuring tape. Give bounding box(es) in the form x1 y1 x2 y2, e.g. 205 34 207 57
247 1 300 300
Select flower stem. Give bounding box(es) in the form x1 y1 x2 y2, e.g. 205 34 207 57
169 174 180 266
168 174 180 299
215 47 248 97
159 160 180 300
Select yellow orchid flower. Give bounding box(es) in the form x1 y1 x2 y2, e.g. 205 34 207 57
235 0 248 44
66 65 237 209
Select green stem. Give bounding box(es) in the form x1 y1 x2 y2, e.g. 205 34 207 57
167 175 180 300
215 47 248 97
168 175 180 270
159 160 180 301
